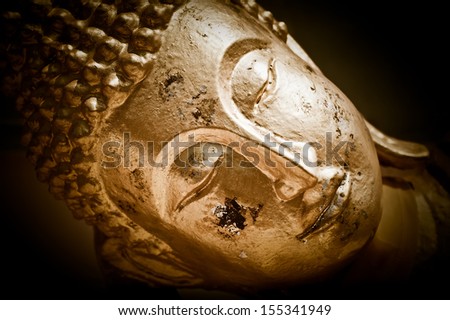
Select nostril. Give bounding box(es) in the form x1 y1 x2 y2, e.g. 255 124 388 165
269 157 317 202
273 179 307 201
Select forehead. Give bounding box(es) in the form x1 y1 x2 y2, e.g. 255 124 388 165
175 0 289 56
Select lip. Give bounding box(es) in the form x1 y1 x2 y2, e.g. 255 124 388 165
296 173 351 240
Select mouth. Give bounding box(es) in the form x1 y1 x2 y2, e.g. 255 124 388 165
296 172 351 240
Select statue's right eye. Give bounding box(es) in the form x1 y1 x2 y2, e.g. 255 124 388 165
231 50 277 119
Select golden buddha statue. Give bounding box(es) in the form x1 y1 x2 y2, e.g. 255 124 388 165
1 0 448 298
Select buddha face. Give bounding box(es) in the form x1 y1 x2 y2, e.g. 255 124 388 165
99 0 382 289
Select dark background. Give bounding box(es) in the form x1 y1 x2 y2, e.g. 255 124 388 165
0 1 448 299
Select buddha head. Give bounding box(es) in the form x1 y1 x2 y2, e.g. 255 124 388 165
1 0 385 293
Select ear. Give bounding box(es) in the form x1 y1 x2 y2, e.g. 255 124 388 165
365 120 429 169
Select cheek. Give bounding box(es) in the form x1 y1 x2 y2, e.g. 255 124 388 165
98 152 164 234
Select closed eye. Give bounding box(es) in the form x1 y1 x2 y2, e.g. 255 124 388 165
255 58 277 107
230 50 278 118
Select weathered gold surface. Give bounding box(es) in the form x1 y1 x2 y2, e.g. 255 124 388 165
1 0 448 295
